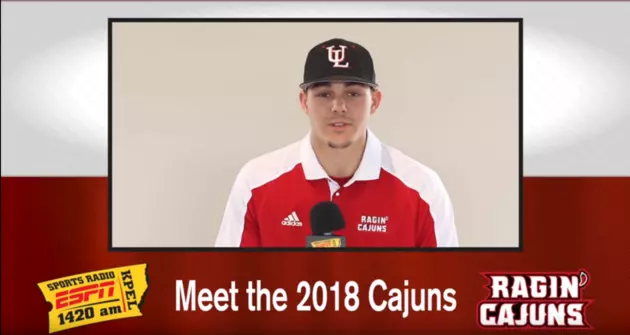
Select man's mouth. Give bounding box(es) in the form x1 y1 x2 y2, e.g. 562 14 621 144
329 122 350 128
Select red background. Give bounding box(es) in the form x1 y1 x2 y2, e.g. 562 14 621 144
2 177 629 334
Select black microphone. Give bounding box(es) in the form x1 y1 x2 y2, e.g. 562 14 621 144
306 201 346 248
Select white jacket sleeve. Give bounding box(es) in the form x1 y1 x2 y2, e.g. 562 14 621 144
214 165 258 247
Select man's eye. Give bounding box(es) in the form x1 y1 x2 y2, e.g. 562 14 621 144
348 92 361 97
316 92 330 98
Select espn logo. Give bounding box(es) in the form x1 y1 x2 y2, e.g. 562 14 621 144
55 281 116 309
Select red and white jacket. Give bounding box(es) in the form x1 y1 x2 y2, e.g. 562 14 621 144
215 129 458 248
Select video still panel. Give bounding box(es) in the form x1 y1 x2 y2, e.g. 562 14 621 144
110 20 520 249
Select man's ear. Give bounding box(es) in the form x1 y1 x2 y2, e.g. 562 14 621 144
370 89 383 115
299 89 308 114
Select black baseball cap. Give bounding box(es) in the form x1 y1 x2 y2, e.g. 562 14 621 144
299 38 378 90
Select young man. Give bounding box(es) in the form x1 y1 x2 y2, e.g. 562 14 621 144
214 38 458 248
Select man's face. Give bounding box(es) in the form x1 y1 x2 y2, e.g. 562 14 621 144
300 82 382 149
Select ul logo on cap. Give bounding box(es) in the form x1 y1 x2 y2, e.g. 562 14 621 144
326 45 349 68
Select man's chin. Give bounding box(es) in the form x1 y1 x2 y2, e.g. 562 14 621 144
327 140 353 149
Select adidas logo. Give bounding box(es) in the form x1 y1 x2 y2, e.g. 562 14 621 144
281 211 303 227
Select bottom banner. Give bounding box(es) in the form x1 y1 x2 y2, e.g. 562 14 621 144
1 177 629 334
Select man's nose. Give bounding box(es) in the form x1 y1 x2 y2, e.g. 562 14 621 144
331 98 348 114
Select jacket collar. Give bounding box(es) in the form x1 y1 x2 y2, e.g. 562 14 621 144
300 128 382 182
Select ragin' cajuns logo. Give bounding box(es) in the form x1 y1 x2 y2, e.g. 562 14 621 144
477 270 592 329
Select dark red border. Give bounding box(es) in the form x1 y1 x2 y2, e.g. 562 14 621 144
2 177 629 334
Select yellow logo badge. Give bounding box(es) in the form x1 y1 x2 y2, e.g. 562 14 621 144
37 264 149 333
310 237 342 248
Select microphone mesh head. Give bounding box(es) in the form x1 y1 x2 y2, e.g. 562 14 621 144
309 201 345 235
